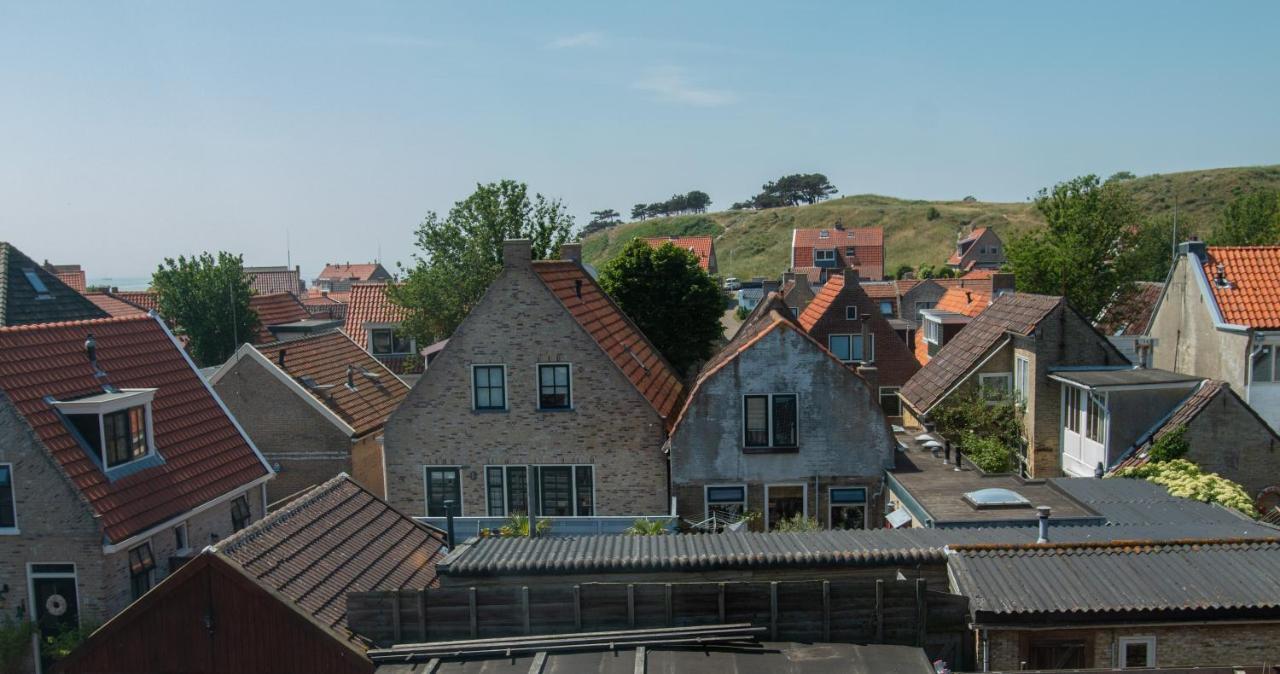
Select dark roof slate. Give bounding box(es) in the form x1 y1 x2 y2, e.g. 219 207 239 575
0 242 109 326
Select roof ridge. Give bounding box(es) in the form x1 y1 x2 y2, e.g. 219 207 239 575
216 474 355 553
0 312 153 333
253 328 346 351
952 537 1280 554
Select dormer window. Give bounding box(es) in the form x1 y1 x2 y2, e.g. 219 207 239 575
54 389 158 473
368 325 414 356
814 249 836 267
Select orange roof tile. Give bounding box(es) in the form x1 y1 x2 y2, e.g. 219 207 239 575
248 292 311 344
53 269 87 292
342 284 406 351
83 292 149 318
1204 246 1280 329
935 286 991 317
0 315 269 543
532 261 685 421
253 331 411 437
791 227 884 279
318 263 388 282
112 290 158 311
641 236 714 271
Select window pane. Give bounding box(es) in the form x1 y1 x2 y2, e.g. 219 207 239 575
393 333 412 354
539 467 573 516
426 468 461 517
474 366 505 410
104 411 130 467
828 335 851 361
539 365 571 409
486 467 505 516
707 486 746 503
744 396 769 447
772 395 797 447
506 467 528 515
879 301 894 317
831 505 866 530
575 466 593 516
128 407 147 460
371 330 393 354
1253 346 1274 383
850 336 865 361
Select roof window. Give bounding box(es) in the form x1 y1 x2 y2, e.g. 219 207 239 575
54 389 160 475
963 488 1031 509
23 268 51 300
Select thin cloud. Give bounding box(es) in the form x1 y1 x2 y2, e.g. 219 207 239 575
548 31 604 49
632 67 736 107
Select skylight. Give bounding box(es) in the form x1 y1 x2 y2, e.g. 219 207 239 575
963 488 1031 509
23 268 51 299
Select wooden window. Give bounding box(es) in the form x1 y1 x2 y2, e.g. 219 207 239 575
828 334 873 363
538 466 573 516
103 406 148 468
537 364 572 409
743 394 798 449
765 484 806 530
425 467 462 517
230 495 251 532
1065 386 1082 433
1085 392 1106 443
829 487 867 529
472 365 507 410
744 395 770 447
979 373 1012 402
128 543 156 600
486 465 592 516
1014 356 1030 403
0 465 14 531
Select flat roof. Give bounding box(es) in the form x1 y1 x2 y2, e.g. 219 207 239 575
889 432 1103 527
1048 367 1202 389
919 309 971 324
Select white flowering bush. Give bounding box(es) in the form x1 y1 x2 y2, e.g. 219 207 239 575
1111 459 1257 517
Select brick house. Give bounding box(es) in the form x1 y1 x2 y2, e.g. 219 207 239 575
669 294 894 531
343 283 421 375
1 242 108 326
797 270 921 421
58 475 447 674
899 293 1129 477
381 240 683 519
860 279 947 346
790 225 885 281
945 226 1005 271
914 285 991 365
1148 241 1280 432
211 330 411 503
315 262 393 294
641 235 717 275
0 314 272 672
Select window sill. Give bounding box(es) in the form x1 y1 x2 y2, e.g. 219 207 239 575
742 446 799 454
537 407 575 413
472 408 509 414
0 528 19 536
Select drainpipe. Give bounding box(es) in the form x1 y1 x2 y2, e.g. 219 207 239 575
443 500 456 549
981 628 990 672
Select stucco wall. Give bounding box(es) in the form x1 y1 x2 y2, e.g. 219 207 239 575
1150 255 1250 387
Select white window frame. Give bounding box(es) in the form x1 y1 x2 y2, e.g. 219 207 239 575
1118 636 1156 668
923 316 943 345
26 562 80 626
704 484 748 522
742 393 800 449
483 464 596 517
534 362 573 411
471 364 509 412
978 372 1013 402
55 389 158 473
423 465 464 517
845 305 858 320
828 486 868 529
0 463 17 535
1014 356 1030 403
828 334 874 363
366 323 415 356
764 482 808 530
814 249 836 264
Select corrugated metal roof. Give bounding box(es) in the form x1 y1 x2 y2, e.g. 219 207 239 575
439 521 1280 577
951 540 1280 620
1048 476 1252 526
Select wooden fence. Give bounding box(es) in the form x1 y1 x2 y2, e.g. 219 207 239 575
349 578 969 665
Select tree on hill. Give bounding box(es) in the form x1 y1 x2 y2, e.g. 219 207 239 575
894 264 914 280
1005 174 1142 319
388 180 574 343
152 251 257 367
1106 171 1137 184
630 191 713 221
1210 190 1280 246
631 203 648 220
583 209 622 236
736 173 838 210
598 239 723 377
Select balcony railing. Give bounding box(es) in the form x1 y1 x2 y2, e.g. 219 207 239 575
414 515 677 538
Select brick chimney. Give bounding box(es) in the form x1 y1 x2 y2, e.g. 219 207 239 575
503 239 533 268
560 242 582 264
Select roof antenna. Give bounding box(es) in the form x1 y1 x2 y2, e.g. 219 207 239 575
85 333 107 379
286 228 292 270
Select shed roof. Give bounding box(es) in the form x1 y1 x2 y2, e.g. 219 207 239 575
1048 367 1201 390
1049 474 1250 526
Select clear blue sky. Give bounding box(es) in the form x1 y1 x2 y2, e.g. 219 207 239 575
3 2 1278 280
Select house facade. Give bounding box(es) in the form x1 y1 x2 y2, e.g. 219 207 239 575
641 235 717 275
914 286 990 365
211 330 411 503
900 293 1129 477
381 240 683 520
0 314 271 672
797 270 921 420
790 226 885 281
945 226 1005 271
1148 241 1280 432
779 272 816 316
669 295 895 531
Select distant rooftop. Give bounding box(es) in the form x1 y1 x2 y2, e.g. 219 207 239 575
1048 367 1201 390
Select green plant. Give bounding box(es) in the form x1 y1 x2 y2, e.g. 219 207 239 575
498 513 552 537
771 513 821 532
1111 459 1256 517
960 433 1016 473
930 388 1024 462
1147 425 1190 463
894 264 914 280
624 518 671 535
400 353 424 374
40 623 96 663
0 616 36 673
734 305 750 321
926 206 941 221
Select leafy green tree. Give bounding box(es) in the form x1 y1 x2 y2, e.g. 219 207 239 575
599 239 724 376
918 264 937 279
1147 425 1190 463
152 251 258 366
736 173 838 209
388 180 574 343
894 263 914 279
1211 190 1280 246
631 203 649 220
1106 170 1136 183
935 266 957 279
583 209 622 236
1127 214 1182 282
685 190 712 212
1005 175 1141 319
926 206 941 221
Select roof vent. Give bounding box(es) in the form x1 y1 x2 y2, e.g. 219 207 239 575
1214 263 1233 288
346 365 356 390
84 332 107 379
575 278 583 300
277 349 287 368
818 230 829 238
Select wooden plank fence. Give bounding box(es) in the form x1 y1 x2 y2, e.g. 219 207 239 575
349 578 968 665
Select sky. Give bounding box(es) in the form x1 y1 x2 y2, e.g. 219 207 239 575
2 2 1279 281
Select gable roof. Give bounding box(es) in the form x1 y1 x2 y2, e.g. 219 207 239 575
236 331 412 437
249 292 312 343
1202 246 1280 330
950 539 1280 622
82 292 149 318
900 293 1065 414
795 273 882 331
319 263 390 282
946 227 996 265
0 314 271 544
934 286 990 317
110 290 158 311
641 236 715 271
244 265 304 296
531 260 685 420
343 283 407 351
216 474 447 643
791 227 884 279
0 242 109 326
1096 281 1164 336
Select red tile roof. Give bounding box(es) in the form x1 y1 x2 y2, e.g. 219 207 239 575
52 269 87 292
532 261 685 421
796 273 921 388
913 286 990 364
216 474 446 643
791 227 884 279
82 292 149 318
253 331 411 437
318 263 388 282
342 284 406 352
0 314 269 543
961 268 997 280
1096 281 1164 336
248 292 312 344
1204 246 1280 329
112 290 158 311
641 236 715 271
946 227 991 266
244 266 303 296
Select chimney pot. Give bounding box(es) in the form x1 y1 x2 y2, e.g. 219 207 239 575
1037 505 1052 543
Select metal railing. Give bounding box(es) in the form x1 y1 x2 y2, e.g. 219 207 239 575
414 515 677 538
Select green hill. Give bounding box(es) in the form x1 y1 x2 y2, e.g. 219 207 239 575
582 165 1280 280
